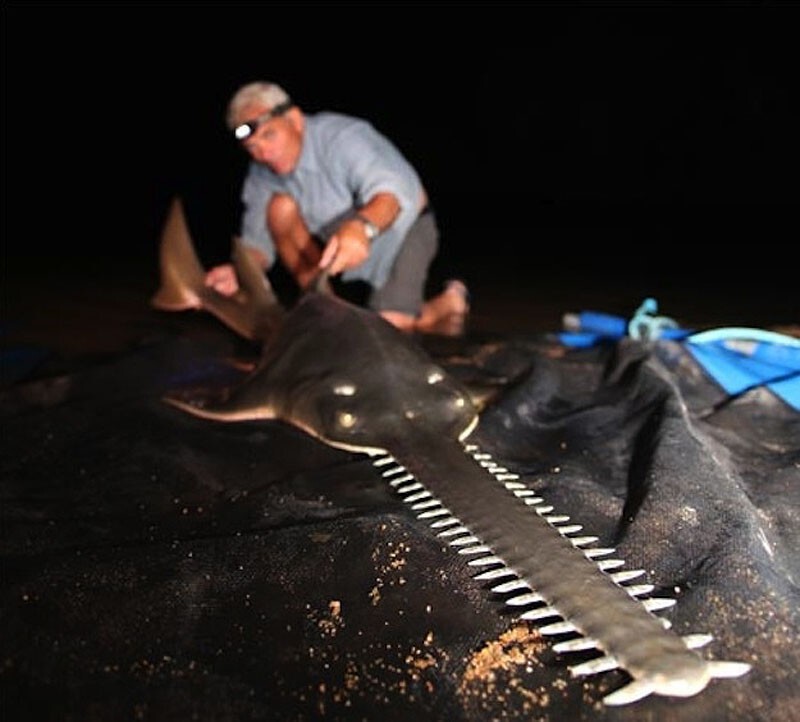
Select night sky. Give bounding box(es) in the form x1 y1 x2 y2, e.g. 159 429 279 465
4 2 799 316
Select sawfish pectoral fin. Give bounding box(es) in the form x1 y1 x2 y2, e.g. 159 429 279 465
150 195 286 341
164 394 275 423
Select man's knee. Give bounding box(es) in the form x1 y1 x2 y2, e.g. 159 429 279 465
267 193 301 233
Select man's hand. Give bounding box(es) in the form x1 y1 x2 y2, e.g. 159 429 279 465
205 264 239 296
319 219 371 275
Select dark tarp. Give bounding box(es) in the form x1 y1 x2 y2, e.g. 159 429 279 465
1 312 798 722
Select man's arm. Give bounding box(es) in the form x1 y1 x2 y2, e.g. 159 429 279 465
319 192 401 275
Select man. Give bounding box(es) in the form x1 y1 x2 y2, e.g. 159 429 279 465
205 81 469 335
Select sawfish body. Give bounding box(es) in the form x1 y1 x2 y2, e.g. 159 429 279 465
152 197 750 706
169 286 479 454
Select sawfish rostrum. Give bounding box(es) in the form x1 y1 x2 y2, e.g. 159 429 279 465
152 196 750 707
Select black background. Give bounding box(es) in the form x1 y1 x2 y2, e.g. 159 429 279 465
4 1 799 323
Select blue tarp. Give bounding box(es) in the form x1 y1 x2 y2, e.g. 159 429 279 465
559 305 800 411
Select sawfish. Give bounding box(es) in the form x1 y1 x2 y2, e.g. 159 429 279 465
151 196 751 706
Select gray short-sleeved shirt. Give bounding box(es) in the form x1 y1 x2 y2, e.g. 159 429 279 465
239 112 424 289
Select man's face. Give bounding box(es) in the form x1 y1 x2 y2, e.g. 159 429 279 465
237 102 303 175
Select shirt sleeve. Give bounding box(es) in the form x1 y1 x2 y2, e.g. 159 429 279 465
239 164 277 264
328 121 423 214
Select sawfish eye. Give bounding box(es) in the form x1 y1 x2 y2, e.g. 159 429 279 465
337 410 357 429
427 370 444 384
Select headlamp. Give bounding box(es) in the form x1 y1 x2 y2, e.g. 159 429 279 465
233 100 294 140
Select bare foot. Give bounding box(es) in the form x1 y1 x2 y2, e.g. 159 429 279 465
416 279 470 336
380 310 417 332
441 280 470 315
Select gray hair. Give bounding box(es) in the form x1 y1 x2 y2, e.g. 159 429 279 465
225 81 291 129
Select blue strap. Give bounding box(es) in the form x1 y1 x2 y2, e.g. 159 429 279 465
627 298 687 342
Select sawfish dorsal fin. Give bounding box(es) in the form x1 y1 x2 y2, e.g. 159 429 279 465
150 196 285 342
310 268 335 297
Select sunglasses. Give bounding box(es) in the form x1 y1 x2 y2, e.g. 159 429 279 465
233 100 294 140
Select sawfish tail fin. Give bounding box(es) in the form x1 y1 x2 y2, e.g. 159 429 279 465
150 196 206 311
150 195 286 342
